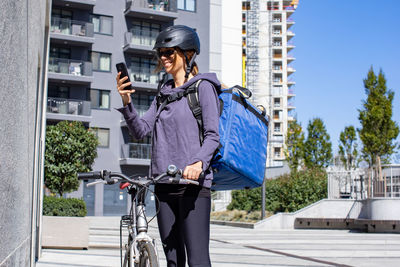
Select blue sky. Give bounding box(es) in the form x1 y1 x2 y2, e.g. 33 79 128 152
291 0 400 154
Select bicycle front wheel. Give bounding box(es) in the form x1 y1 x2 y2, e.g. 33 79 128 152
137 242 159 267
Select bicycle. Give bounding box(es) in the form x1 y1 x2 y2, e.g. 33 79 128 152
78 165 200 267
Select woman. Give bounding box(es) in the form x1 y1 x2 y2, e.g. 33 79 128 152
116 25 220 267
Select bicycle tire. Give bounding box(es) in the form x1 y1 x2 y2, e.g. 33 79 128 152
137 242 159 267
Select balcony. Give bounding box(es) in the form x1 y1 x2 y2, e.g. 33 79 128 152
48 58 93 84
286 18 295 28
272 41 282 48
129 66 159 91
287 103 296 110
287 30 295 40
273 66 282 73
287 89 295 98
123 29 158 56
287 41 295 51
125 0 178 22
46 97 91 122
273 31 282 36
287 79 296 86
287 54 296 63
50 17 94 46
52 0 96 10
120 143 151 166
273 54 283 62
287 66 296 75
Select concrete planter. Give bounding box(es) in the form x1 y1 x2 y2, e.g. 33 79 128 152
42 216 89 249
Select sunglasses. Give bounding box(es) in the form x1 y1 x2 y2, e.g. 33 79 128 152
157 49 175 58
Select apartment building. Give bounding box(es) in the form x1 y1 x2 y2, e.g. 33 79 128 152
47 0 213 216
242 0 298 168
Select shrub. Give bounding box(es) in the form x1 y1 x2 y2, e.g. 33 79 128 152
45 121 98 197
228 169 327 213
43 195 87 217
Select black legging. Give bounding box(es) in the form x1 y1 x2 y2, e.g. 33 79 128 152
155 194 212 267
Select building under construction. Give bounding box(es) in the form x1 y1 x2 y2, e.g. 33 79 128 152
242 0 299 168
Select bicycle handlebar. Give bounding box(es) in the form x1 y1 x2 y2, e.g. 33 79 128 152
77 165 201 187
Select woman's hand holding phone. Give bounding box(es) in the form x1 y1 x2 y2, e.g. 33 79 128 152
116 72 135 106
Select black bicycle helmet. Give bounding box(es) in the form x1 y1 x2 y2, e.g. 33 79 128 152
154 25 200 54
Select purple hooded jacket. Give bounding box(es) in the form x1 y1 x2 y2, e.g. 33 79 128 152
117 73 221 188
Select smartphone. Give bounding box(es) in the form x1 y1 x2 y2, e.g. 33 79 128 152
116 62 132 90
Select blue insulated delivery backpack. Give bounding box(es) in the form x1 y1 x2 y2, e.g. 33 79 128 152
209 86 269 190
156 80 269 191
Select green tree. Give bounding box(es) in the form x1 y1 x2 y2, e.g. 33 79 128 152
358 67 399 172
285 120 305 172
45 121 99 197
303 118 332 169
338 126 359 170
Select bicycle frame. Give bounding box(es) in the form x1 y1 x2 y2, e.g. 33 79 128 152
120 183 157 267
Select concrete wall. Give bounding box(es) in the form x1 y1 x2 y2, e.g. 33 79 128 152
0 0 50 265
255 198 400 230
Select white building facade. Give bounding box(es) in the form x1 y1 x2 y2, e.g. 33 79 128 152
242 0 298 168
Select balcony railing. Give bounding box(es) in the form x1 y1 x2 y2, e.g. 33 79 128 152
126 0 174 12
47 97 91 116
121 143 152 159
129 66 159 84
50 17 94 37
48 58 93 76
126 28 159 47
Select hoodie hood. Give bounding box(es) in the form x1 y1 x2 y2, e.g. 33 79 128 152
161 73 221 94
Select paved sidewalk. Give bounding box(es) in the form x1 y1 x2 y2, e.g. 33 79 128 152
36 217 400 267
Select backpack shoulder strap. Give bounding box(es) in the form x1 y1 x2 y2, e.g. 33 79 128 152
186 79 204 145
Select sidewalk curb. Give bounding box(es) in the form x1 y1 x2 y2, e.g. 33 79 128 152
210 220 255 228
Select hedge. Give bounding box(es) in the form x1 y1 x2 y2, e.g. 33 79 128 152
43 195 87 217
227 169 327 213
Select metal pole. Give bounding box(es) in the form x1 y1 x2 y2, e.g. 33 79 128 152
391 166 393 198
261 177 266 219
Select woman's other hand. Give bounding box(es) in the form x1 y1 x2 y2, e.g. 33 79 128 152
183 161 203 180
116 72 135 106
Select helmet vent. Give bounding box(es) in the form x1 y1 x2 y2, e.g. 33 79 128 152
165 37 172 43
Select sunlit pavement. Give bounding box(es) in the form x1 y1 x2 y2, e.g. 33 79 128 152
36 217 400 267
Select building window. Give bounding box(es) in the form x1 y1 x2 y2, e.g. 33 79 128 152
242 13 246 22
91 14 113 35
52 8 73 20
48 85 69 99
273 110 280 120
242 25 246 34
90 89 110 109
91 51 111 72
131 21 161 47
242 1 251 10
274 147 281 158
274 122 281 133
178 0 196 12
272 86 282 95
130 57 158 84
274 98 281 107
92 128 110 147
50 46 71 59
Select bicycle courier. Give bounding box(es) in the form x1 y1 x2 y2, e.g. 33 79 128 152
157 78 269 191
